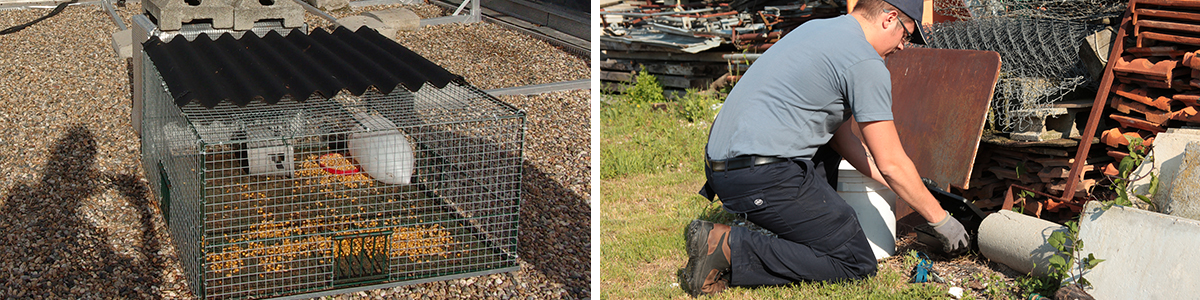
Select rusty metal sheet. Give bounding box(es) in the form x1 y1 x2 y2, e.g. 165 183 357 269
1057 9 1133 202
885 48 1001 191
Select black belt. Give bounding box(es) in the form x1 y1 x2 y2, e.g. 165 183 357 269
708 156 788 172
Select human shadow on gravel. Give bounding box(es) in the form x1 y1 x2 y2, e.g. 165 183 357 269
0 125 169 298
518 162 590 299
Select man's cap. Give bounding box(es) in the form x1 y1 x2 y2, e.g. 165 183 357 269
882 0 927 45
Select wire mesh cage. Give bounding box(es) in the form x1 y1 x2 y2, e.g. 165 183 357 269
139 29 524 299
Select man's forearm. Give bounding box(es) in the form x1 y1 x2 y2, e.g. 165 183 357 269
857 120 946 224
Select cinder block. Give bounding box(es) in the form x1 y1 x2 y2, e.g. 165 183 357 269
305 0 347 11
231 0 304 31
1010 107 1079 141
111 28 132 59
362 7 420 32
337 15 394 37
143 0 235 31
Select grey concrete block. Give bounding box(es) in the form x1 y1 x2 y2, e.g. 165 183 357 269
143 0 235 31
231 0 305 31
1167 127 1200 135
305 0 347 11
1130 129 1200 212
1077 201 1200 299
1081 27 1115 83
1009 107 1078 142
362 7 420 32
1166 142 1200 220
111 28 132 59
336 15 393 37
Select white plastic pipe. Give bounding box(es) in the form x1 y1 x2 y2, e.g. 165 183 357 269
978 210 1068 277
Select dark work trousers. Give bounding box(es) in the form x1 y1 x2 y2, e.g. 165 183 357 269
701 146 877 286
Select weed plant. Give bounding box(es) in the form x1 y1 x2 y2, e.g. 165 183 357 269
626 69 666 105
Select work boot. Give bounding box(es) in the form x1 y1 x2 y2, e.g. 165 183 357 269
683 219 731 297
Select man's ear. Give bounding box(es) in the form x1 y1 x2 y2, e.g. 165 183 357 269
882 10 899 31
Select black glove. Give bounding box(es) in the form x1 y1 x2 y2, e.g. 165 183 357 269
929 210 969 256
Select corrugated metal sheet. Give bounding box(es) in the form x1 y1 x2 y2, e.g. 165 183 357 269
144 27 462 108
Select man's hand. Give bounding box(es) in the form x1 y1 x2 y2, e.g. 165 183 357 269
929 210 969 256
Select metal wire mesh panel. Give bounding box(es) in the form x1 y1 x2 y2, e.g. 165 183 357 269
142 51 208 298
141 55 524 299
921 18 1105 131
932 0 1125 22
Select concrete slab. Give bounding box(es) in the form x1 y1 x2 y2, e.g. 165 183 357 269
304 0 346 10
1130 129 1200 211
144 0 235 31
111 28 132 59
1165 142 1200 220
1077 201 1200 299
231 0 304 30
1166 127 1200 134
362 7 419 32
336 15 392 37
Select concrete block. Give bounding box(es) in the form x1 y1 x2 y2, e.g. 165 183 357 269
1010 107 1079 142
143 0 235 31
111 28 132 59
1129 129 1200 212
337 15 393 37
1077 201 1200 299
231 0 304 31
1166 127 1200 135
305 0 347 11
1165 142 1200 220
1081 26 1115 83
362 7 420 32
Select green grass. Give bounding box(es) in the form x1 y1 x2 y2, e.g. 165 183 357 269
599 97 711 179
600 92 968 299
601 170 961 299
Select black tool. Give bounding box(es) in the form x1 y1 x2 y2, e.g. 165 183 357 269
914 178 988 254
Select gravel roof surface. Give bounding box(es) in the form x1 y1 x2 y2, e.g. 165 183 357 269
0 2 589 299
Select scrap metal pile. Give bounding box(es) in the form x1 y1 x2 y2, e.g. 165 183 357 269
601 0 846 53
600 0 846 92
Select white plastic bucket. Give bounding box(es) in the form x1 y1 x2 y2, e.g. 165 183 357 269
836 160 897 260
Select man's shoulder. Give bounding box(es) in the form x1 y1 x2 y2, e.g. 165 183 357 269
780 16 876 61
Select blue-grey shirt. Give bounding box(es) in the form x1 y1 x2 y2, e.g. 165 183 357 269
707 15 894 161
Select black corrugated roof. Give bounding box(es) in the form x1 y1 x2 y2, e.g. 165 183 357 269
144 27 463 108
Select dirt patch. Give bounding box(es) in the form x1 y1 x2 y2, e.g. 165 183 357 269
883 232 1031 300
